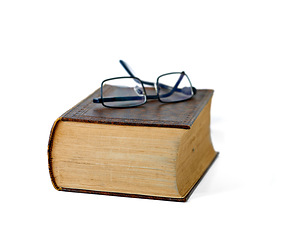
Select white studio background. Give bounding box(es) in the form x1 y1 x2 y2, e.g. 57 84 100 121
1 1 280 239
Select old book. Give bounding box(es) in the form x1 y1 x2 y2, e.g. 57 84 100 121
48 87 218 201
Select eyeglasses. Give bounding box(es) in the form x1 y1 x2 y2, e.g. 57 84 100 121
93 60 197 108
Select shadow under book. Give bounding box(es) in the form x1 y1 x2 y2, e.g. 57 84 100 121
48 88 218 201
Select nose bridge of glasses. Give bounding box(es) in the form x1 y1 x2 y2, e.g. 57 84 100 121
154 82 158 94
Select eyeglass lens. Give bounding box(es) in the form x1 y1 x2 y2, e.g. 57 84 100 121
157 73 193 102
102 78 146 107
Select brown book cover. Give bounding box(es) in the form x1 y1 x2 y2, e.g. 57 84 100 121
60 87 214 128
48 88 218 201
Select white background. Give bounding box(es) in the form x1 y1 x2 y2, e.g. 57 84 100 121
1 1 280 239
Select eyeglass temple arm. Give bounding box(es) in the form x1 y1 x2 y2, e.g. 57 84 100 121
93 87 197 103
93 95 157 103
120 60 155 86
119 60 137 78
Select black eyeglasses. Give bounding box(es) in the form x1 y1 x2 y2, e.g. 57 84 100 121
93 60 197 108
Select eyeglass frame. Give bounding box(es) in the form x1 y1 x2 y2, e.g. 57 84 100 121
93 60 197 108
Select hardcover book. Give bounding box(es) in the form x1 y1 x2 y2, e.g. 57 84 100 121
48 87 218 201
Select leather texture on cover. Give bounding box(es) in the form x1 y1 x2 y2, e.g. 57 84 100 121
61 87 214 129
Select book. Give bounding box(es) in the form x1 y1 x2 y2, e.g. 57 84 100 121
48 87 218 201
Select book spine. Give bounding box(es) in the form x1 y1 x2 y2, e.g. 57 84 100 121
48 117 62 191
